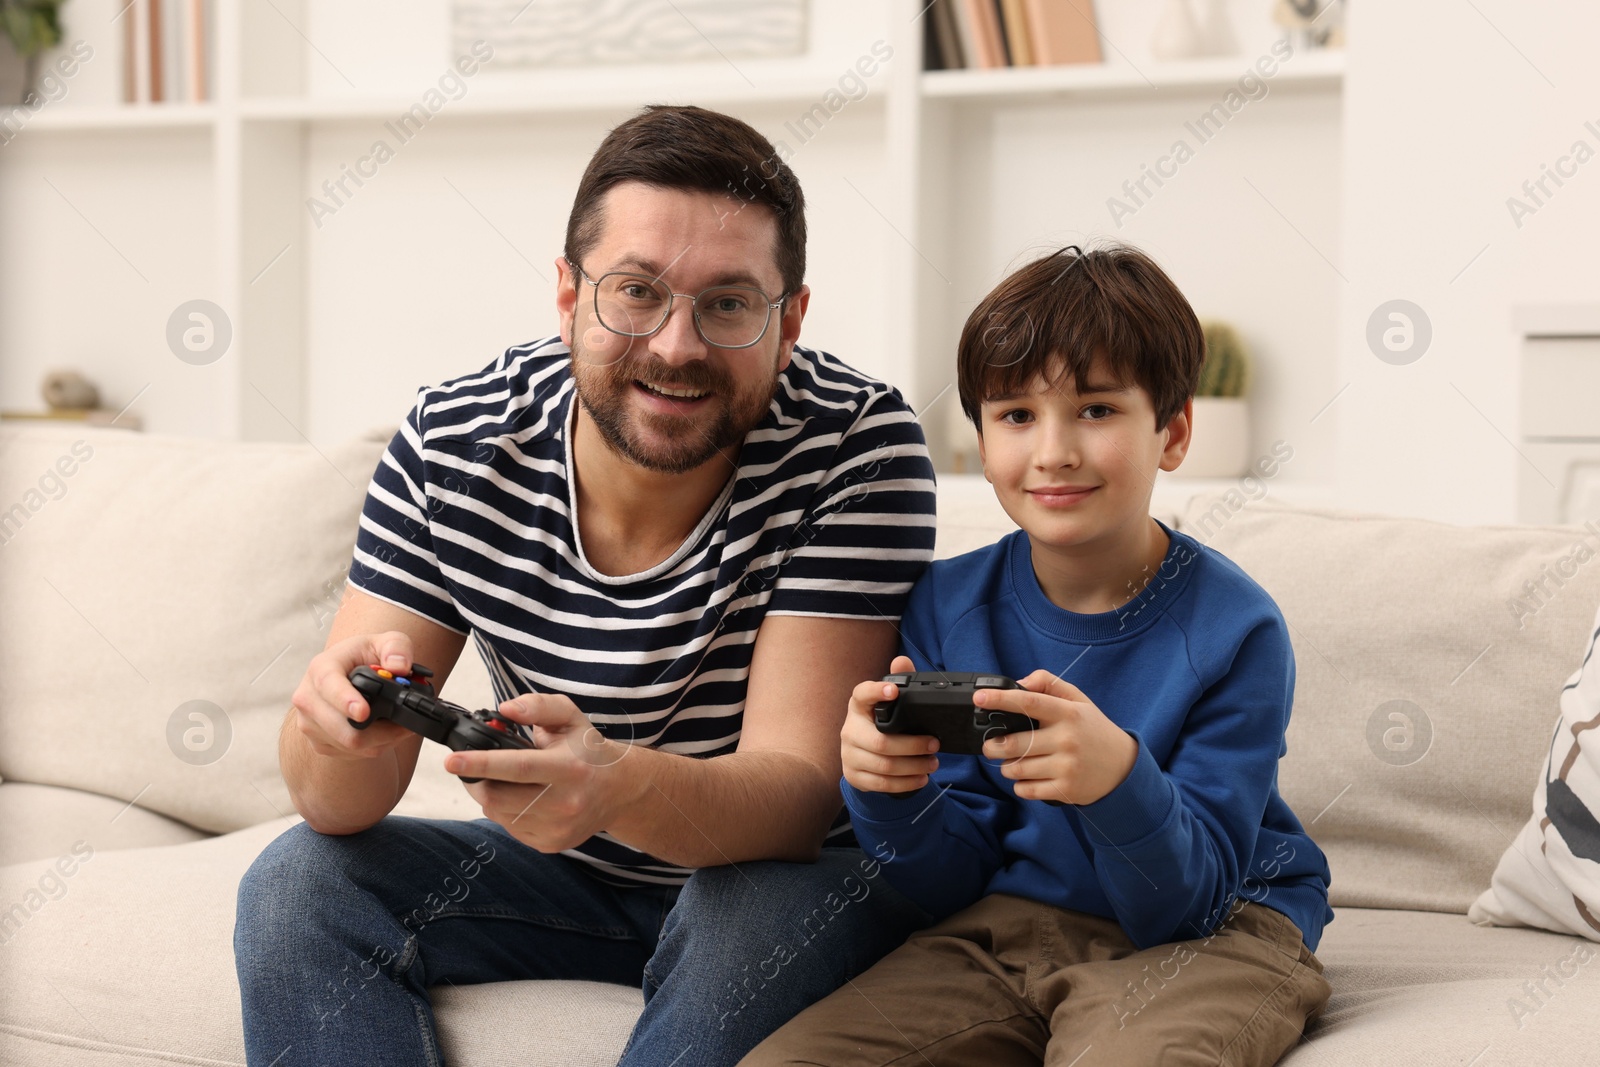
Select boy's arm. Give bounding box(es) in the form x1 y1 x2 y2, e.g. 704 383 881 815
839 567 1014 919
844 750 1012 920
1068 617 1295 947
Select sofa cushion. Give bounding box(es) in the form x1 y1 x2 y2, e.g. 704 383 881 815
0 782 207 867
0 424 387 836
1179 493 1600 914
0 819 644 1067
1289 908 1600 1064
4 820 1595 1067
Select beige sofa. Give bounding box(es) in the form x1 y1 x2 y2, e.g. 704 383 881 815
3 422 1598 1065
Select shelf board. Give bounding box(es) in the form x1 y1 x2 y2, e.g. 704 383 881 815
14 103 218 131
922 49 1345 102
239 79 886 123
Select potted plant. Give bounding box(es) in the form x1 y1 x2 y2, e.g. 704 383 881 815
0 1 65 106
1177 319 1253 478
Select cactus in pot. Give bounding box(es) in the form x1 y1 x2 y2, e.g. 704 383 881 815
1179 320 1253 478
1197 320 1251 398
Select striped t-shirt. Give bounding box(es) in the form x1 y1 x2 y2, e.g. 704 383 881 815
349 335 937 886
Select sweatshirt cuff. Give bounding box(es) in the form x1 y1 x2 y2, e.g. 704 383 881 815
1076 732 1177 847
842 778 937 825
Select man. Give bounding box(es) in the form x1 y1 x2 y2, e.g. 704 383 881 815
234 104 938 1067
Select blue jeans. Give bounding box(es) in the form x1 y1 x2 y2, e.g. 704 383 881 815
234 816 929 1067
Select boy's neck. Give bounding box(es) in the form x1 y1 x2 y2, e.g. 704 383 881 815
1027 515 1172 616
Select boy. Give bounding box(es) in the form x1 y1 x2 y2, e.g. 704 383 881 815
741 245 1333 1067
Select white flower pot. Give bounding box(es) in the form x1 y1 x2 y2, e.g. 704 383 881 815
1177 397 1251 478
1150 0 1205 61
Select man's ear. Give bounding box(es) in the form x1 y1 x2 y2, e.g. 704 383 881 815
1157 398 1194 473
555 257 578 347
775 283 809 373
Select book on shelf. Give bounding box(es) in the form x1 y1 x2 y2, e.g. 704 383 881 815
924 0 1102 71
961 0 1005 69
998 0 1034 66
121 0 214 104
930 0 965 71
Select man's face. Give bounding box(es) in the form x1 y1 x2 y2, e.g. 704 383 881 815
557 182 806 475
977 356 1190 553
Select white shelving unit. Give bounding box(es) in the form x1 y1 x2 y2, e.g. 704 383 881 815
1 0 1346 484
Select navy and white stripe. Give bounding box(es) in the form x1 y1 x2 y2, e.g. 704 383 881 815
350 336 937 886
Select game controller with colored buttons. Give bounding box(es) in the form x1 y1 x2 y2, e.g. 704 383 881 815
873 671 1062 805
347 663 532 783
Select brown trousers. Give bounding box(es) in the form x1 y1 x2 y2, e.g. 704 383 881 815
740 893 1330 1067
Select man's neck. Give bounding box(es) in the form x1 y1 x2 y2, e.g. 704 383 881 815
1028 516 1171 616
570 405 737 577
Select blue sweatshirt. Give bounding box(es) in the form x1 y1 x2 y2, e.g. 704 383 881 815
844 523 1333 952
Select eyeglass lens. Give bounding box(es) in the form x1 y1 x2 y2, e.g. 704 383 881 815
593 273 773 348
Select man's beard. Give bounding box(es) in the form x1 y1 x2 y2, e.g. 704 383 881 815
569 331 780 475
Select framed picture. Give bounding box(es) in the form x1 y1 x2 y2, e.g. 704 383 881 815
452 0 808 68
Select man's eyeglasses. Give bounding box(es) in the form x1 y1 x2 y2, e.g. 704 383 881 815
576 266 787 350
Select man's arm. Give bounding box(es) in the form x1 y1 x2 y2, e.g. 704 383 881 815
281 588 468 836
447 613 897 866
606 613 896 865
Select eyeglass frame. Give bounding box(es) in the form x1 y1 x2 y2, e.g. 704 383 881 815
573 263 790 350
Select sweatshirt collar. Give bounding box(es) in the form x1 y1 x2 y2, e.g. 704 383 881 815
1006 519 1199 643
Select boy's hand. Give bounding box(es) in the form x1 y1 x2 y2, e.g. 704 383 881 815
977 670 1139 806
841 655 941 796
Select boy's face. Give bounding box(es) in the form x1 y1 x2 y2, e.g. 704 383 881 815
976 357 1192 552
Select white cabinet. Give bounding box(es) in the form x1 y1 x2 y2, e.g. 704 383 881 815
1517 308 1600 524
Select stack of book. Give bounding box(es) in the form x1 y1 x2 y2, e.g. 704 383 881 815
120 0 215 104
924 0 1102 70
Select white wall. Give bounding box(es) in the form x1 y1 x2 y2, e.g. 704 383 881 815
12 0 1599 528
1336 0 1600 524
0 128 223 435
299 102 891 442
937 83 1343 487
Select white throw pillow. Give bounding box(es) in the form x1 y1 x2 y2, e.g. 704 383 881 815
1471 600 1600 938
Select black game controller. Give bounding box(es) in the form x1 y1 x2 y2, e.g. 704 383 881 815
347 663 533 783
874 672 1037 755
873 672 1061 805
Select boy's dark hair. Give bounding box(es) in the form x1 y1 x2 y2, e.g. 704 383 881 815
956 244 1204 430
564 105 806 298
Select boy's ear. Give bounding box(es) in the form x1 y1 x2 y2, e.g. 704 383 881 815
1157 398 1193 473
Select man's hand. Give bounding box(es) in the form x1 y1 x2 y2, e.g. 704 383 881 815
841 655 942 796
290 630 425 763
446 692 646 853
977 670 1139 805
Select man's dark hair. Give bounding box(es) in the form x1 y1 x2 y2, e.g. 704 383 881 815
563 105 806 298
956 244 1204 430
